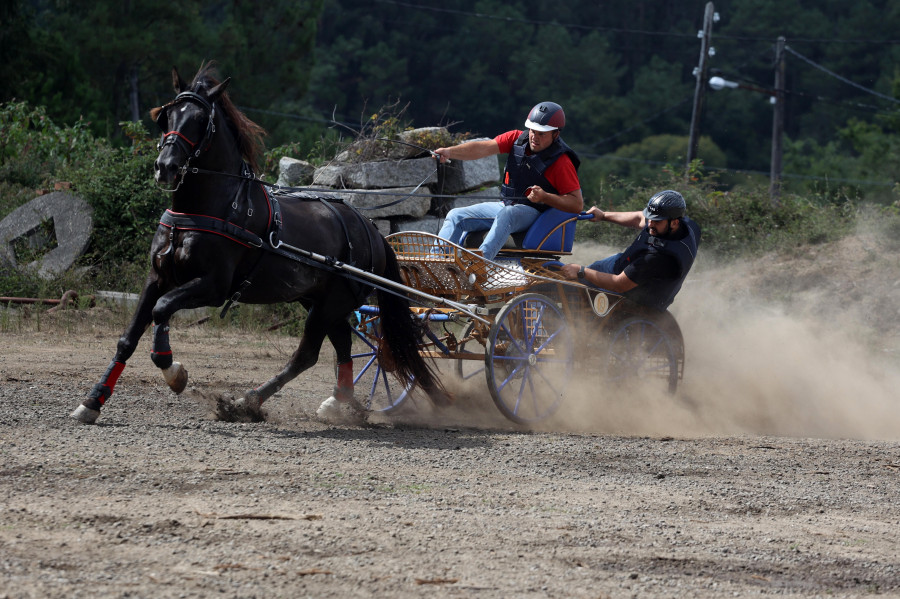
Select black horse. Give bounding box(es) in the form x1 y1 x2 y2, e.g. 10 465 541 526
71 63 447 424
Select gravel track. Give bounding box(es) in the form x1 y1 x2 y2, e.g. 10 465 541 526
1 308 899 599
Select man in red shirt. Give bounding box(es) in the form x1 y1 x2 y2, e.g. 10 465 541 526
433 102 583 260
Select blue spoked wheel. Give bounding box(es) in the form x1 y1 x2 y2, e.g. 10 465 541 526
486 293 574 424
335 313 415 414
605 316 681 395
454 321 486 382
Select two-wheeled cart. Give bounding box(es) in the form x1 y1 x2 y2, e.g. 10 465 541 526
340 212 685 425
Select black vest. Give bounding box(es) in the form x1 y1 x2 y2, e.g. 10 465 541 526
500 132 580 212
614 216 701 311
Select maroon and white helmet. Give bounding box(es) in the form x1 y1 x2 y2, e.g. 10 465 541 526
524 102 566 132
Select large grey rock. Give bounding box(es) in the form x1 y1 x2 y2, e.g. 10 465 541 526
313 156 439 189
312 186 432 218
276 157 314 187
334 127 452 162
393 216 442 235
389 127 451 159
0 191 93 279
437 138 500 194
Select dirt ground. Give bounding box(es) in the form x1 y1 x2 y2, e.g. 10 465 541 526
1 229 899 598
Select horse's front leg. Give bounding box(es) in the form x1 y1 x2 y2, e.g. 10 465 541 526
71 281 162 424
148 278 226 393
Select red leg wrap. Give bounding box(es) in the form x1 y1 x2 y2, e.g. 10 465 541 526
89 361 126 406
335 360 354 402
106 361 126 389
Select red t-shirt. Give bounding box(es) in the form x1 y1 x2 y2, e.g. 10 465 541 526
493 130 580 195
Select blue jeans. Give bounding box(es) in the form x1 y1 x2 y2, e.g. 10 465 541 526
588 253 622 274
437 201 540 261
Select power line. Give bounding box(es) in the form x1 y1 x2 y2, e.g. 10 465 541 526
372 0 695 38
785 46 900 105
710 70 898 117
372 0 900 45
590 97 693 149
238 106 360 130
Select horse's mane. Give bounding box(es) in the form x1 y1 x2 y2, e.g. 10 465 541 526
191 62 267 173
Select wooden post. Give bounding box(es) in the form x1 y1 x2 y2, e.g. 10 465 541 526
686 2 716 180
770 36 786 207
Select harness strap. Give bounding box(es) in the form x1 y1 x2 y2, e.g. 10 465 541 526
162 130 196 148
159 206 340 269
331 200 381 305
159 194 385 314
317 197 355 254
159 209 263 248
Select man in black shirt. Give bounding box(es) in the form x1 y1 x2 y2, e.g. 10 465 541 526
560 190 701 311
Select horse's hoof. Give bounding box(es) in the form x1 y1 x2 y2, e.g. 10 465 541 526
316 396 365 425
163 362 188 394
235 393 260 413
70 404 100 424
214 394 265 423
230 393 266 423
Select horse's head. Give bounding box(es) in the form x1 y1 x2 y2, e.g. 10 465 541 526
152 67 231 191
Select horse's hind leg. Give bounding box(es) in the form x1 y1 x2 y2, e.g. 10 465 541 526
71 284 161 424
230 326 328 421
328 317 354 401
229 300 353 421
314 316 368 420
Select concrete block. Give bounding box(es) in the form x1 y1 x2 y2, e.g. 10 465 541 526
0 191 93 279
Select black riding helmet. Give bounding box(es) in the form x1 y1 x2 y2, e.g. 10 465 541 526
525 102 566 132
643 190 686 221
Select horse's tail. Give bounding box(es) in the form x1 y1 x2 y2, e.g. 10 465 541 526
376 237 452 407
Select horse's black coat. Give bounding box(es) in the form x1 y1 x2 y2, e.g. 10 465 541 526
73 63 446 423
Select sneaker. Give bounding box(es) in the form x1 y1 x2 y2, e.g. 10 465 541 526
483 260 529 289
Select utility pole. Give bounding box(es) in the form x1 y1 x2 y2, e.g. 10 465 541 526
769 36 786 207
686 2 717 181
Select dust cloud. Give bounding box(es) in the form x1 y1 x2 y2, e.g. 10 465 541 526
551 240 900 441
383 233 899 440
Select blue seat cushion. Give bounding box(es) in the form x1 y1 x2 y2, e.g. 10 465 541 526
462 208 576 253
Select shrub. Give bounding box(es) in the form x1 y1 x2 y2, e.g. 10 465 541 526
59 121 166 264
575 180 858 261
0 101 96 189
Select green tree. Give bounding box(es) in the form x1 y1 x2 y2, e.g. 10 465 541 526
592 133 726 186
213 0 324 146
4 1 323 145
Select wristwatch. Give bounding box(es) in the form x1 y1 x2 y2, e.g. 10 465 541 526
577 265 586 279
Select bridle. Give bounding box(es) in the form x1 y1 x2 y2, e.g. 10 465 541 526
155 91 219 192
